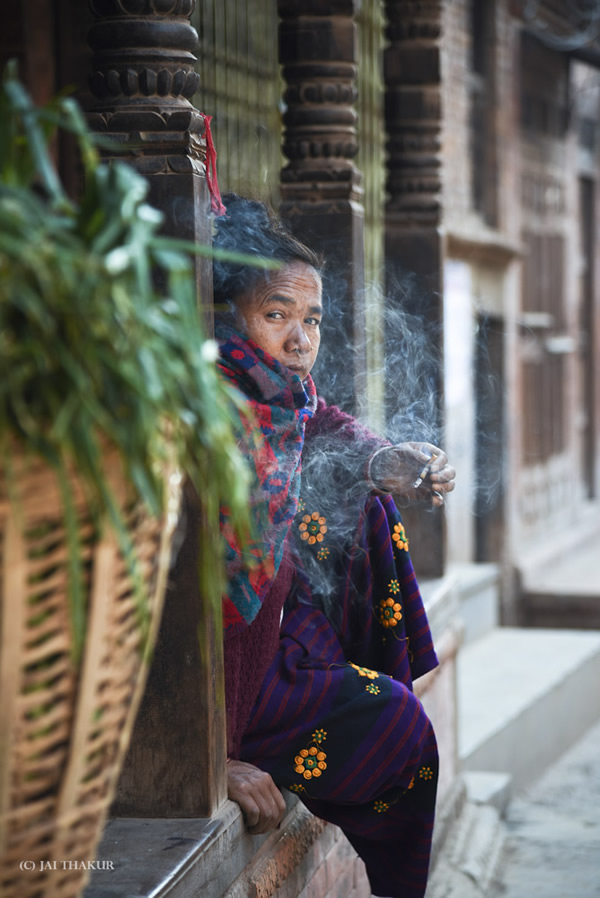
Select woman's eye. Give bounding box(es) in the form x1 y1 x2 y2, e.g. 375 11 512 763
266 311 284 320
305 317 321 326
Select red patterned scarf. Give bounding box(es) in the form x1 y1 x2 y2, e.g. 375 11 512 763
217 327 317 634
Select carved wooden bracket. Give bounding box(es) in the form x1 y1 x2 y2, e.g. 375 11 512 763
87 0 205 175
384 0 442 226
278 0 362 206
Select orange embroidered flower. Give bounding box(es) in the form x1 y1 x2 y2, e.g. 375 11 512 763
312 728 327 744
392 522 408 551
349 662 379 680
373 800 389 813
289 783 306 794
294 746 327 779
317 545 330 561
299 511 328 545
379 596 403 628
389 579 401 595
419 766 434 781
366 683 380 695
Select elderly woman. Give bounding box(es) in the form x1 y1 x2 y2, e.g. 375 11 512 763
213 195 455 898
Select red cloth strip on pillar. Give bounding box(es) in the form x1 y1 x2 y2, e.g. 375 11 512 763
202 114 227 216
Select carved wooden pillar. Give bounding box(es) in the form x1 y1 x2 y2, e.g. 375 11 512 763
87 1 226 817
88 0 213 322
383 0 445 578
278 0 366 413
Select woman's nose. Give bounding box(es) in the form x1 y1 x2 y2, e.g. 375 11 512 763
287 324 311 352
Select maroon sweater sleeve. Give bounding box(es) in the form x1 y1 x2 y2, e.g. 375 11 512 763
223 547 294 759
305 397 387 446
303 398 390 498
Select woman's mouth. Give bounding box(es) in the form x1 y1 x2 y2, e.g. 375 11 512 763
287 364 306 377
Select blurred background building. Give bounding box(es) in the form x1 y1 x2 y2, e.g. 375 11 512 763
3 1 600 895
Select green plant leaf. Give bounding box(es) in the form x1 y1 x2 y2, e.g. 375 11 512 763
0 63 257 664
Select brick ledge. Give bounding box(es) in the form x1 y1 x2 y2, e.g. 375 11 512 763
85 796 328 898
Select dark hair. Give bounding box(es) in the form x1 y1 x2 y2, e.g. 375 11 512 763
212 194 323 306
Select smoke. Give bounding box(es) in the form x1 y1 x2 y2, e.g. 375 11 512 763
293 271 450 621
311 271 443 448
523 0 600 52
304 265 507 579
382 276 443 448
208 196 508 618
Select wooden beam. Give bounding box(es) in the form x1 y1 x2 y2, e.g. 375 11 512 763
277 0 367 415
86 0 225 817
383 0 445 579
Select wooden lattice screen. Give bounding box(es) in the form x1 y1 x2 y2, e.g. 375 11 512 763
520 231 567 463
519 32 570 467
192 0 282 205
356 1 386 428
470 0 498 226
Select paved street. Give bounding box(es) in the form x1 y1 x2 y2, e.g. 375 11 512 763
490 719 600 898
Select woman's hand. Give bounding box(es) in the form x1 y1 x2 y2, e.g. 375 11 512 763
368 442 456 507
227 758 287 834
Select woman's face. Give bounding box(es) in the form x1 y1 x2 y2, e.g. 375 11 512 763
234 261 322 381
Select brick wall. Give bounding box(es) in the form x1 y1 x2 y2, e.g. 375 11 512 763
441 0 472 222
221 803 370 898
494 1 521 238
273 825 370 898
441 0 521 236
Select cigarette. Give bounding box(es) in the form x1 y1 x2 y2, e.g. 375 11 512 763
412 454 437 489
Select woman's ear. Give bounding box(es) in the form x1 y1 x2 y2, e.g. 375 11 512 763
232 300 248 334
215 298 238 327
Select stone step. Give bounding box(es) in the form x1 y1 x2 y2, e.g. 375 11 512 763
519 511 600 629
523 590 600 630
426 798 505 898
487 719 600 898
458 627 600 797
463 771 512 817
448 562 500 645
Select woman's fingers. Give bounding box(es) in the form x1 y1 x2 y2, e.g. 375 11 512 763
399 444 455 505
370 443 456 503
227 759 286 834
247 781 287 834
416 444 447 471
401 442 448 476
428 463 456 506
430 464 456 489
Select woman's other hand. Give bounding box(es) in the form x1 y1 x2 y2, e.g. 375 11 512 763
368 442 456 506
227 758 287 834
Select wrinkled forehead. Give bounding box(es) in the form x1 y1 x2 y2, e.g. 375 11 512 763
237 261 323 305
